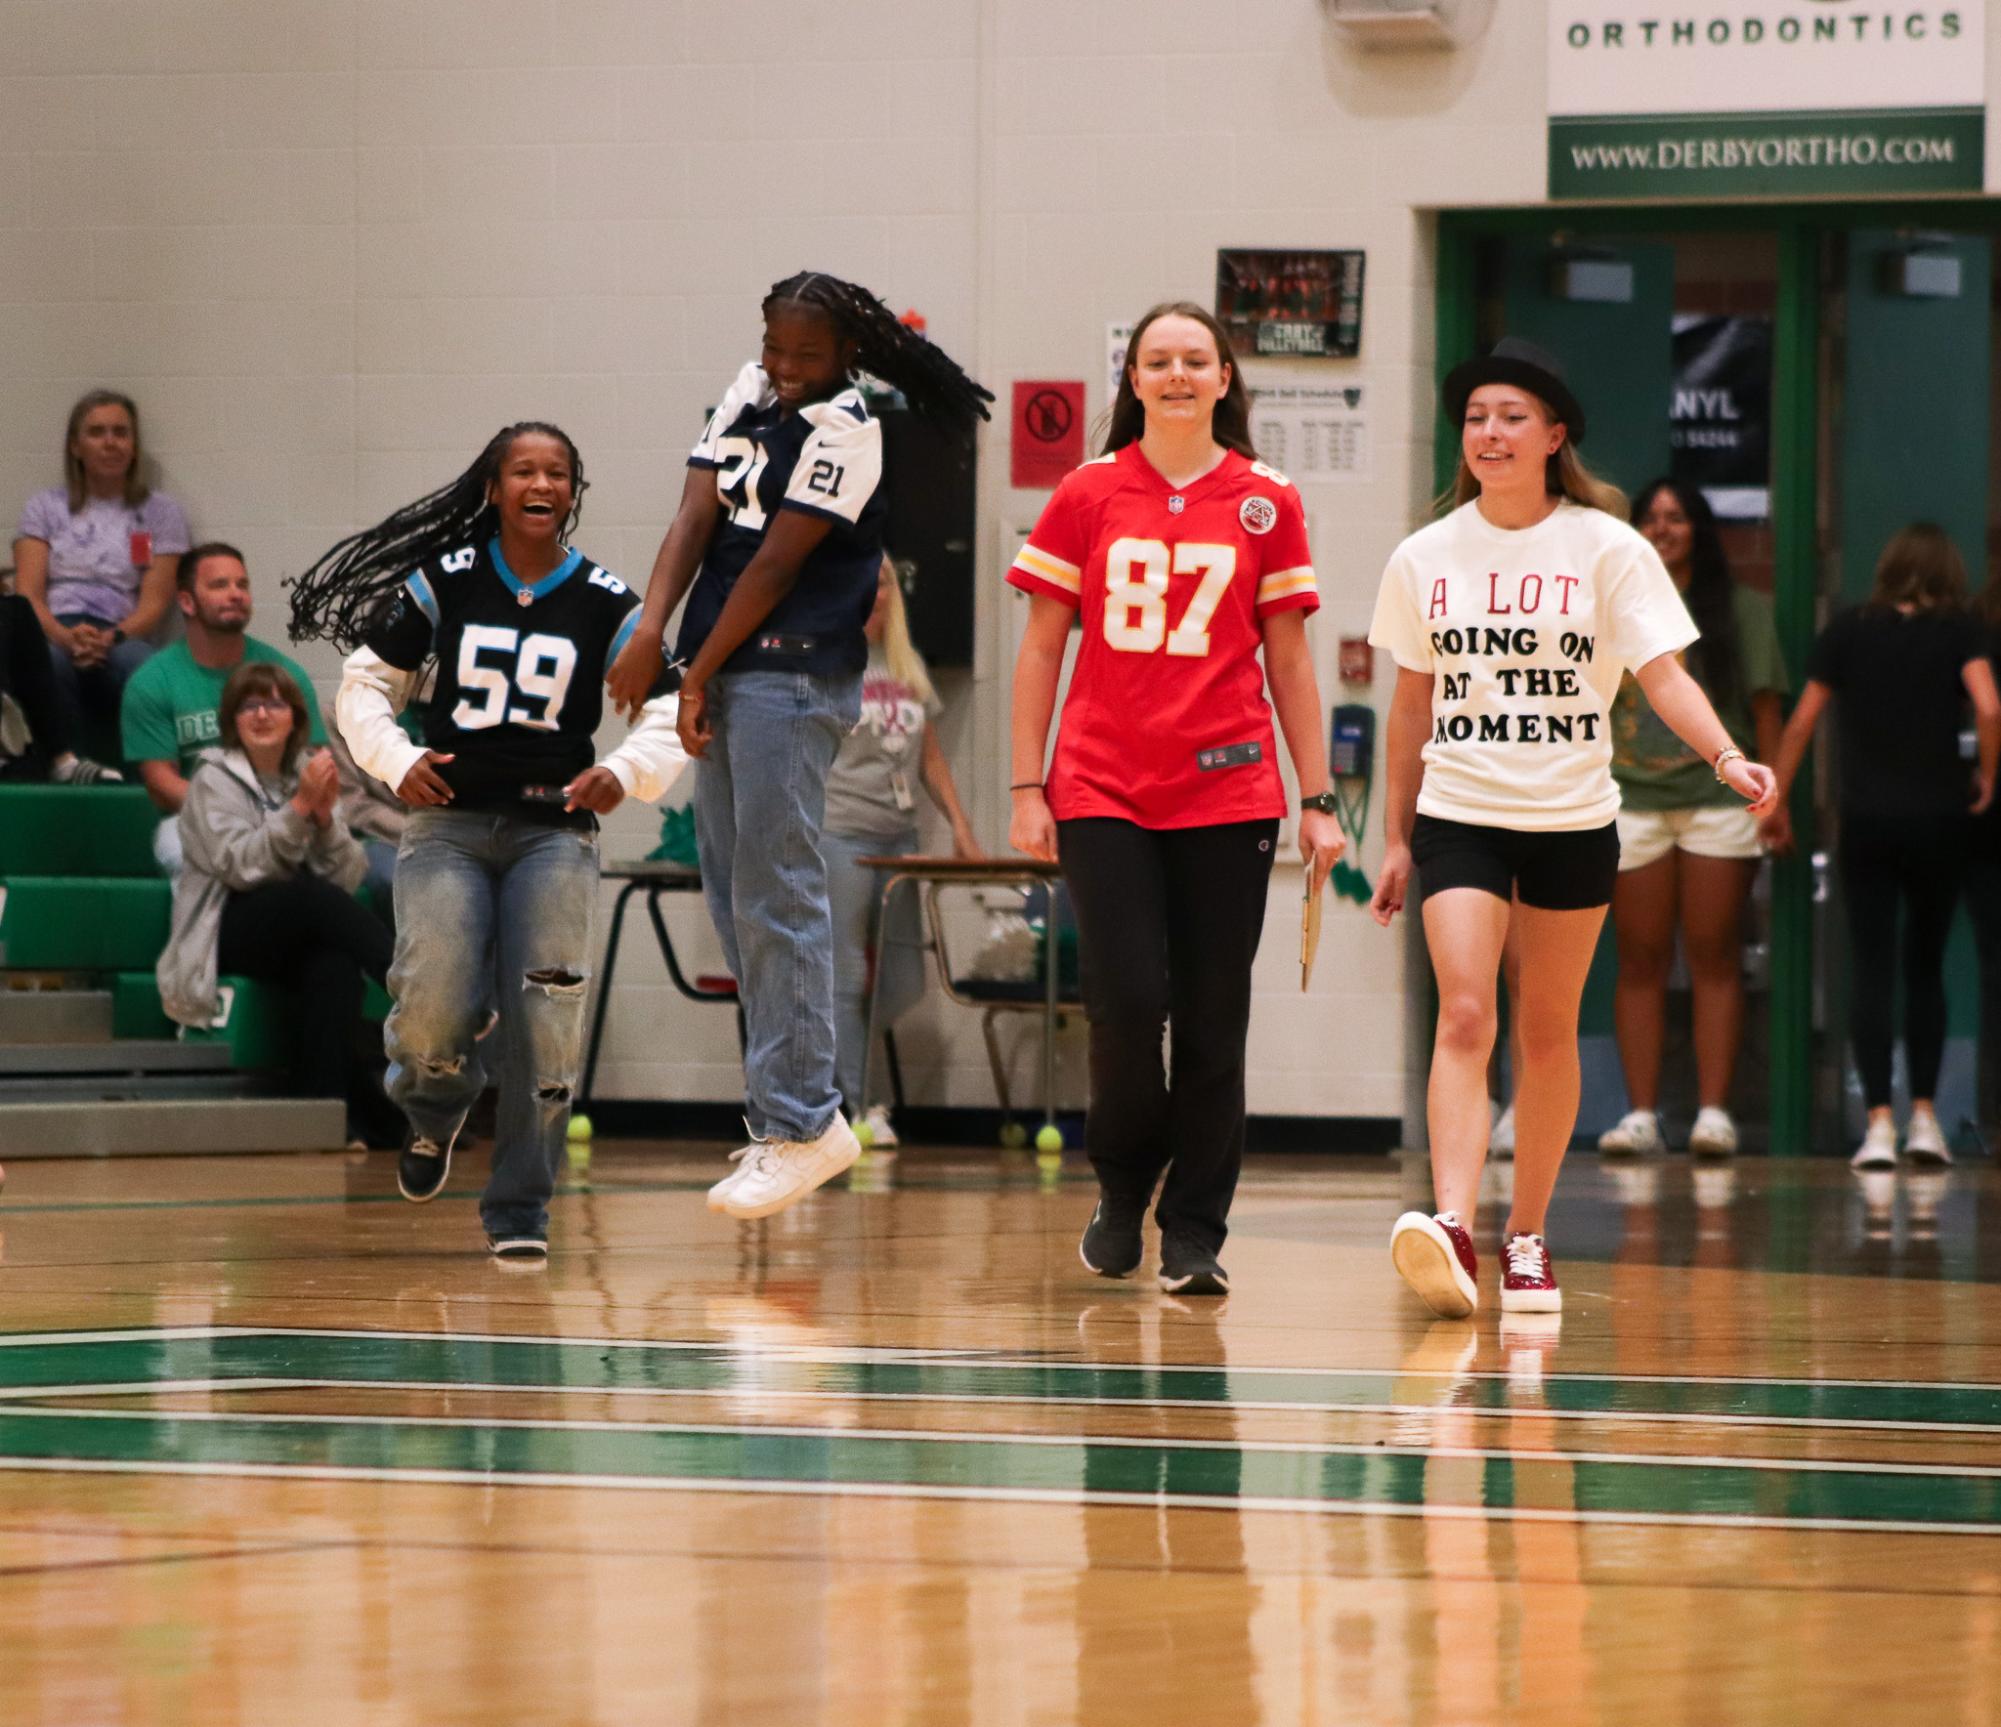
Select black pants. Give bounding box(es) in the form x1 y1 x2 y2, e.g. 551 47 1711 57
0 593 73 766
1057 816 1278 1253
1966 818 2001 1132
217 876 394 1111
1839 813 1968 1108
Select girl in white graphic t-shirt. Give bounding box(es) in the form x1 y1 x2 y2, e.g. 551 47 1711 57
1366 339 1775 1324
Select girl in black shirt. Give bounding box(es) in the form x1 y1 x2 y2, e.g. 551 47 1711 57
1771 524 2000 1166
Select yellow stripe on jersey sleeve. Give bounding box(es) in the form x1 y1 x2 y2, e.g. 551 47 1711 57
1012 543 1083 594
1256 564 1317 605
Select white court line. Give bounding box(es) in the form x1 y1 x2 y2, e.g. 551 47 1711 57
0 1452 1992 1539
9 1401 2001 1483
8 1376 2000 1438
3 1324 1997 1396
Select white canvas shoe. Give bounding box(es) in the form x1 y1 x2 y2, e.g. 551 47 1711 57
719 1115 862 1221
1903 1110 1952 1164
1688 1107 1739 1157
1598 1109 1664 1156
1850 1118 1898 1170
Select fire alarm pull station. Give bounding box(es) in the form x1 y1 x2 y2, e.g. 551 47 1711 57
1338 638 1373 684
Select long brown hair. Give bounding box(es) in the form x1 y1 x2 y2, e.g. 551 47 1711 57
63 389 148 512
1868 522 1970 614
218 662 310 774
1099 302 1257 460
1440 387 1626 519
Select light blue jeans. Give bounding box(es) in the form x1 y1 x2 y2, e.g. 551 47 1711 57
823 826 924 1118
694 668 862 1143
385 809 598 1240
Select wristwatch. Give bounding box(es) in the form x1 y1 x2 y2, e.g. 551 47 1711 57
1299 792 1338 815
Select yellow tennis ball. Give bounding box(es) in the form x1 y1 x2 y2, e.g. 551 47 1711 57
1034 1124 1064 1155
566 1113 594 1143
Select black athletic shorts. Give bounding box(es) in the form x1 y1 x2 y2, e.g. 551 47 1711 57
1410 813 1619 912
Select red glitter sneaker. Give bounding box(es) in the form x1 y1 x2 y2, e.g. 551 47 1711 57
1390 1210 1479 1319
1500 1231 1562 1313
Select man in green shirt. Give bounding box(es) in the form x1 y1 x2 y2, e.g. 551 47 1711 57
121 541 326 871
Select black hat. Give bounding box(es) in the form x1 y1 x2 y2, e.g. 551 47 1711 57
1442 337 1587 444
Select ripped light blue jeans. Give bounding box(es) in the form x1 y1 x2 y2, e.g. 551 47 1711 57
385 809 598 1240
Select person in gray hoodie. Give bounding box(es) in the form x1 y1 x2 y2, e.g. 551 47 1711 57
158 660 392 1143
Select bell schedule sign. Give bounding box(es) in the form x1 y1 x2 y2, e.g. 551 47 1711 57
1548 2 1984 199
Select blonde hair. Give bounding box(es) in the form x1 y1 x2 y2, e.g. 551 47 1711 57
1437 393 1626 520
877 557 935 707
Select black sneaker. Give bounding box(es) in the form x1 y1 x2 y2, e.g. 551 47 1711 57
397 1124 457 1203
1079 1190 1147 1279
487 1233 548 1265
1158 1230 1229 1297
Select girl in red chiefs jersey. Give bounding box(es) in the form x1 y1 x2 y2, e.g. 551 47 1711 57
1008 301 1346 1297
1367 339 1776 1322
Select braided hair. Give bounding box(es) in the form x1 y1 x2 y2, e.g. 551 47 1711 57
762 272 991 428
288 421 587 651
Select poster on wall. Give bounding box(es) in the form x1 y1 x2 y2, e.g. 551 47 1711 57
1010 380 1085 489
1547 0 1984 199
1106 319 1134 404
1215 250 1364 358
1247 384 1370 481
1670 313 1771 522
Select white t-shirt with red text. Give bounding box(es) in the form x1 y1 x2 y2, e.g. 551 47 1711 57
1008 445 1318 829
1368 500 1697 831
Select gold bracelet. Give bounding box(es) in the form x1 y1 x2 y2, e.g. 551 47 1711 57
1712 745 1746 784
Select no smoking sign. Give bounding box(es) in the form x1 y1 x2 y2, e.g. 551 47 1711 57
1011 379 1084 489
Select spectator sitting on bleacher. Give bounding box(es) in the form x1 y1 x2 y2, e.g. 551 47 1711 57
1 587 124 783
157 662 397 1148
13 390 190 754
122 542 326 874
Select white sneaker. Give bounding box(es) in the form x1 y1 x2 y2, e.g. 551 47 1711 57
856 1104 899 1149
707 1142 762 1212
1688 1107 1738 1157
1850 1118 1898 1170
1598 1109 1664 1156
1903 1110 1952 1164
718 1115 862 1221
1489 1102 1515 1159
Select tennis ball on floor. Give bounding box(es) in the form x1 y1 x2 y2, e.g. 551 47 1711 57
999 1122 1029 1150
566 1113 594 1143
853 1116 874 1148
1034 1124 1064 1155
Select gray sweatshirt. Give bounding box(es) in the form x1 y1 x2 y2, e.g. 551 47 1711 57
156 747 368 1027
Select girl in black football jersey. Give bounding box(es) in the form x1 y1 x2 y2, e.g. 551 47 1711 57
607 272 989 1222
294 422 687 1262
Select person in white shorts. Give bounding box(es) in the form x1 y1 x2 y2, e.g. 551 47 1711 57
1598 478 1790 1159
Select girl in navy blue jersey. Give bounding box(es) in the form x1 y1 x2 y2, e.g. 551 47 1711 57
608 272 989 1222
294 422 687 1262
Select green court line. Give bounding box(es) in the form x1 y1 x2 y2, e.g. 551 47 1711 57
0 1404 1997 1533
1 1332 1998 1431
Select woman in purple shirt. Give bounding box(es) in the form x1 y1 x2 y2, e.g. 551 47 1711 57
13 389 190 750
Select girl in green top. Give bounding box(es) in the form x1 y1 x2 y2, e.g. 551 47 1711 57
1599 479 1788 1157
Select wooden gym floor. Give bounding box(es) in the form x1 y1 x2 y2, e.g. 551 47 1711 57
0 1139 1996 1725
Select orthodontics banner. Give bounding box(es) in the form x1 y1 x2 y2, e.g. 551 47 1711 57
1547 1 1985 199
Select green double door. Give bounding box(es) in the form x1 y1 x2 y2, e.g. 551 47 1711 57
1457 215 1993 1153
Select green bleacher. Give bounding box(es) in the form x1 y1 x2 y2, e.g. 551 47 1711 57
1 784 388 1074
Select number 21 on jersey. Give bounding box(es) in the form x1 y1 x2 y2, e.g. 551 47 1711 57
1102 538 1236 658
